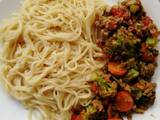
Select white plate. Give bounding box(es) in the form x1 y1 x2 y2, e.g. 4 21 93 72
0 0 160 120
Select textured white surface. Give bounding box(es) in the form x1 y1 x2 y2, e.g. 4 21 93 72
0 0 21 20
0 0 160 120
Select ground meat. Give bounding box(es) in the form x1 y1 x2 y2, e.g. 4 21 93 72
148 47 159 56
140 63 156 79
88 112 107 120
72 105 84 115
133 80 156 109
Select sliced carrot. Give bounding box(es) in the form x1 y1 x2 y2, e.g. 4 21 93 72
71 114 83 120
116 91 134 112
107 62 127 76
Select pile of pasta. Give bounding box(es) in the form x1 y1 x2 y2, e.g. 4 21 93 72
0 0 106 120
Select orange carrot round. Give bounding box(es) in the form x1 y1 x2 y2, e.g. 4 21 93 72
108 62 127 76
116 91 134 112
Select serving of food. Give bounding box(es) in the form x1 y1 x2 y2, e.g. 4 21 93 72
71 0 159 120
0 0 159 120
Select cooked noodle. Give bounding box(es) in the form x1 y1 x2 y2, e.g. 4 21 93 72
0 0 107 120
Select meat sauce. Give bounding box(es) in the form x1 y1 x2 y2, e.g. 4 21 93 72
71 0 159 120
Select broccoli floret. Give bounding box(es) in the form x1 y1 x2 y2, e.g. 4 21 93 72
91 73 111 90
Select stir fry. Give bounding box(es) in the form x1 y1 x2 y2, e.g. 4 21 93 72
71 0 159 120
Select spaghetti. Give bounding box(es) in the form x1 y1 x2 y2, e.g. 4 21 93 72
0 0 107 120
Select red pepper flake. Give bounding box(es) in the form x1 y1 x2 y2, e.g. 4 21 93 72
106 53 112 59
108 21 118 30
91 83 98 94
143 16 152 27
140 43 156 62
110 7 129 20
110 7 124 17
150 28 158 37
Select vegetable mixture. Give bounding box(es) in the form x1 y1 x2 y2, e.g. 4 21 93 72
71 0 159 120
